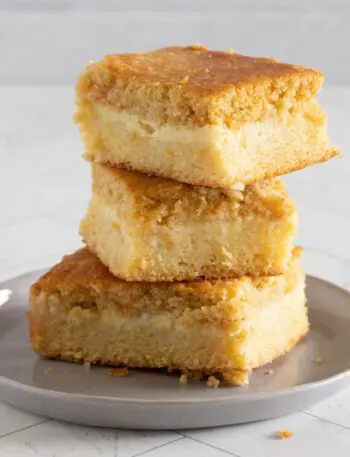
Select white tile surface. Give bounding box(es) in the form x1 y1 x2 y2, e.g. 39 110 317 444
137 437 233 457
184 413 350 457
0 259 14 278
0 403 45 439
0 420 180 457
306 387 350 428
0 85 350 455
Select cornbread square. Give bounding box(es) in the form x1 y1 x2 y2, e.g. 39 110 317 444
79 164 297 282
29 248 308 386
75 45 337 187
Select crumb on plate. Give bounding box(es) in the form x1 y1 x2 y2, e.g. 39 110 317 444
107 367 129 377
207 375 220 388
179 374 188 385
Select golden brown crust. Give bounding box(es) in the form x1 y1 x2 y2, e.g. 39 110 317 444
93 163 296 223
76 45 323 126
102 46 321 92
30 248 115 298
30 247 302 312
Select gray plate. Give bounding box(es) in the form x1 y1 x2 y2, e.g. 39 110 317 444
0 269 350 430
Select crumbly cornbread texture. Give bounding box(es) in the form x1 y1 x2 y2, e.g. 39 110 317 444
77 45 323 126
29 247 308 386
75 45 337 187
79 164 297 282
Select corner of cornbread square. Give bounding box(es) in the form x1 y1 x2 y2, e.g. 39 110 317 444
75 45 337 187
79 164 297 282
28 247 308 386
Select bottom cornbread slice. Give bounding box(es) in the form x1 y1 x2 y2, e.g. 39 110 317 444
29 247 308 386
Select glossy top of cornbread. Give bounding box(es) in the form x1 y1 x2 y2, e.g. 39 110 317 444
76 45 323 126
92 164 296 223
30 248 303 314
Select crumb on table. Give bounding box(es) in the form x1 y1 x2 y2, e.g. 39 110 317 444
314 357 323 364
107 368 129 377
44 367 53 375
278 429 293 440
265 368 274 375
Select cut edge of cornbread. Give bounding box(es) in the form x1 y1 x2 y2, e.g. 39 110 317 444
77 98 337 187
29 248 308 386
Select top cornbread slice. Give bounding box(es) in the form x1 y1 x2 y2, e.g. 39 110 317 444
76 45 337 187
77 45 322 126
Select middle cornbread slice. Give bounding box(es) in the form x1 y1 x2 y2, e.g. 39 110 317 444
80 164 297 282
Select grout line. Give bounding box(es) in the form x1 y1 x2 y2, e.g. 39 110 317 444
303 411 350 432
0 418 51 440
177 432 241 457
131 436 185 457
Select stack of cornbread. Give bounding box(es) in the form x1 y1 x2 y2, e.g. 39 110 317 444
29 45 337 386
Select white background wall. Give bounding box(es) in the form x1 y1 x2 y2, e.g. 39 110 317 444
1 0 349 85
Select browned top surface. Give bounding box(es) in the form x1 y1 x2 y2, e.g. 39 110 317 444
76 45 324 127
30 247 302 307
94 164 296 222
101 45 321 93
31 248 122 295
